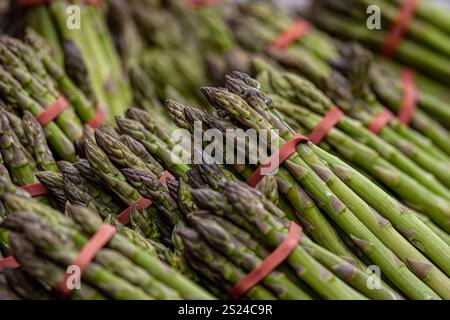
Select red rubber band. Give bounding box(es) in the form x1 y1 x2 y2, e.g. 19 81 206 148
184 0 221 8
308 106 343 144
116 171 174 225
270 20 311 51
36 96 69 126
85 106 105 129
20 182 49 197
0 256 20 273
19 0 101 7
247 134 309 188
368 108 393 134
159 170 175 186
116 197 152 225
381 0 420 58
56 224 116 297
229 221 302 299
398 68 418 125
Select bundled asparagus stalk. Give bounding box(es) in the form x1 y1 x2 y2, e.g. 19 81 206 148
228 2 450 156
21 0 132 120
251 64 450 219
171 168 401 300
311 0 450 83
169 74 449 299
0 190 213 300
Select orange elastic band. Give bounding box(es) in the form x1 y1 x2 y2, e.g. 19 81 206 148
0 256 20 273
116 171 175 225
20 182 49 197
85 106 105 129
368 108 393 134
36 96 69 126
397 68 418 125
247 134 309 188
229 221 302 299
270 20 311 51
308 106 343 144
56 224 116 297
381 0 420 58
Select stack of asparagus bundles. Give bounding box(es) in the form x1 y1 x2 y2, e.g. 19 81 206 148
226 2 450 171
0 186 213 300
311 0 450 84
107 0 251 111
0 0 448 301
166 71 448 300
252 63 450 231
230 1 450 129
23 0 132 120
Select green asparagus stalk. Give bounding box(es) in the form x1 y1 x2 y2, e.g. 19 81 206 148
0 110 37 186
188 212 312 300
203 87 441 299
0 66 76 161
174 224 278 300
115 116 190 178
22 111 58 172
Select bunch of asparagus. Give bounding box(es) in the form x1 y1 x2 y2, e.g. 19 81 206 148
0 187 213 300
165 72 449 300
167 163 402 300
24 0 132 119
225 3 450 188
311 0 450 84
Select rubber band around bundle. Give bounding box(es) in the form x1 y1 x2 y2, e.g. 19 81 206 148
116 171 175 225
19 0 101 7
397 68 418 126
56 224 116 297
85 106 105 129
185 0 221 8
35 96 69 126
20 182 49 197
368 108 393 134
380 0 420 58
308 106 343 144
0 256 20 273
228 221 302 299
247 134 309 188
270 20 311 51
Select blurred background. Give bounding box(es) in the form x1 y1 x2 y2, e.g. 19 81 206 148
277 0 450 9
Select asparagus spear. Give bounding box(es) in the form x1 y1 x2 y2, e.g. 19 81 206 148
203 87 441 299
121 168 182 224
169 101 359 264
84 134 142 205
6 212 152 300
221 182 367 300
254 64 450 197
0 110 37 186
95 129 159 177
188 211 312 300
22 111 58 173
174 224 278 300
312 8 450 83
115 116 190 178
119 135 165 176
299 235 403 300
25 29 100 124
0 40 83 142
310 146 450 276
0 66 76 161
65 203 214 299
